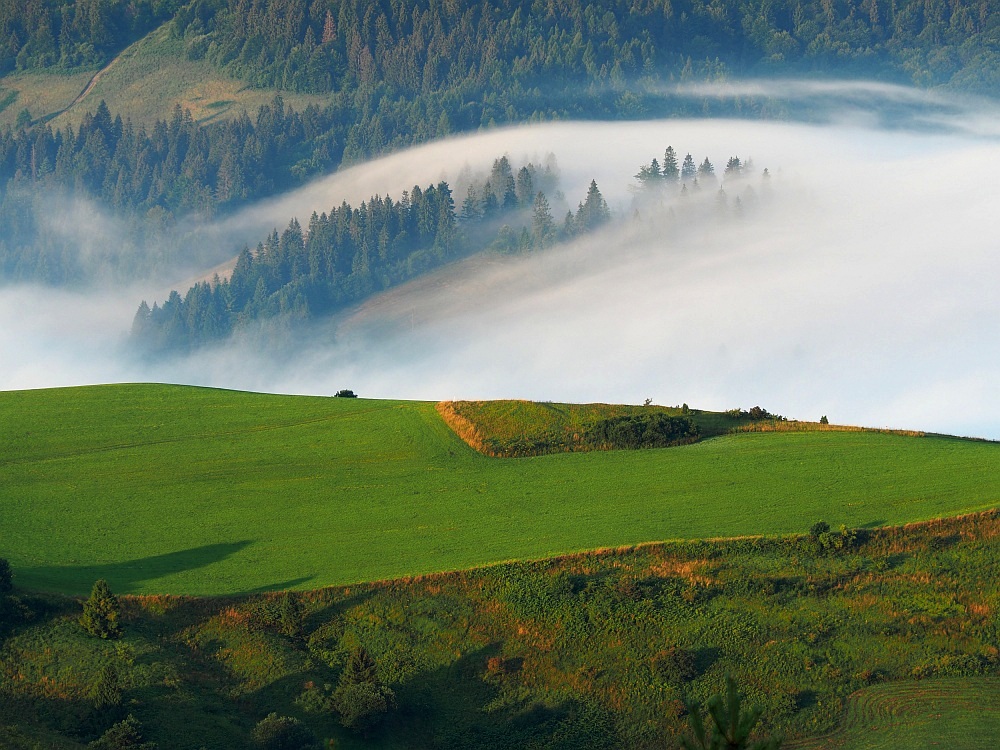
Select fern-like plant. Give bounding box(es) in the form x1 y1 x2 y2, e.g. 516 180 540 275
681 675 782 750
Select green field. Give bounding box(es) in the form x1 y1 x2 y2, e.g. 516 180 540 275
789 678 1000 749
1 383 998 596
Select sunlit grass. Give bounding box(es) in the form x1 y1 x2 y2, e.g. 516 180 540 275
1 383 998 595
0 23 328 129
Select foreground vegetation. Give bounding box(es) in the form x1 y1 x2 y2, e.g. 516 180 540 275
439 400 790 456
1 384 998 596
2 512 999 748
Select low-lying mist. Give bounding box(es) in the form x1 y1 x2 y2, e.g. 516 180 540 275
3 80 1000 439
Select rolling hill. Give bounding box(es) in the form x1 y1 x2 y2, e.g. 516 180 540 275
1 383 997 596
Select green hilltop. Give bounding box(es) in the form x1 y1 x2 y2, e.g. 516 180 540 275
1 383 997 596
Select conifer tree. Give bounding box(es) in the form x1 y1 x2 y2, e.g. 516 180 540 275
663 146 680 182
576 179 610 230
681 153 697 182
333 646 396 732
80 579 121 639
699 157 716 183
531 191 555 248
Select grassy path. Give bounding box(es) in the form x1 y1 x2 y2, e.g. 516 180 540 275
1 384 998 595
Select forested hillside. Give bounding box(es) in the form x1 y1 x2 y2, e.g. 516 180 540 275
0 0 996 286
153 0 1000 97
0 96 340 282
130 153 615 351
0 0 183 72
130 144 768 353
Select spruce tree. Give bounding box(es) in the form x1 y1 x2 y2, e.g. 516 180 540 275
662 146 680 182
681 153 697 182
333 646 396 732
576 179 610 231
531 191 555 248
80 579 121 639
698 157 716 183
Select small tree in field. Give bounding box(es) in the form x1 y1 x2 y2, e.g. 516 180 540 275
80 579 121 639
333 646 396 732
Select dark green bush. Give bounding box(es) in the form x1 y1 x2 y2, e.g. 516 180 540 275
586 413 698 450
80 579 121 640
251 713 319 750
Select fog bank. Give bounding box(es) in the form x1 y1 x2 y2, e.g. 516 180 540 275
3 82 1000 439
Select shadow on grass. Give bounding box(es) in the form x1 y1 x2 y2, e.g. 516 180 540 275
19 541 254 595
246 642 622 749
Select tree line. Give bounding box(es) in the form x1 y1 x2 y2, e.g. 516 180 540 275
0 0 183 73
131 156 610 353
171 0 1000 98
0 96 343 283
0 0 995 286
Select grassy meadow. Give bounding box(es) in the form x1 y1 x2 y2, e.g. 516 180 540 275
0 23 327 129
1 384 999 596
2 512 999 749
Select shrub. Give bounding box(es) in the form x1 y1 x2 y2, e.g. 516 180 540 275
334 389 357 398
88 714 156 749
80 579 122 639
586 413 698 450
333 681 396 732
809 521 830 539
333 646 396 732
652 646 697 686
251 713 319 749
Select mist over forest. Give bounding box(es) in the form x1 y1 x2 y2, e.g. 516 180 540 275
1 82 998 439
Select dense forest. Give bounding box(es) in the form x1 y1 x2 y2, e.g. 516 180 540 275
0 0 996 286
6 0 999 92
130 144 770 354
130 153 618 352
0 96 343 282
0 0 184 72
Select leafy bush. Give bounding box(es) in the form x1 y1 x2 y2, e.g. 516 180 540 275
652 646 697 686
586 413 698 450
809 521 831 539
88 714 156 749
251 713 319 750
333 681 396 732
